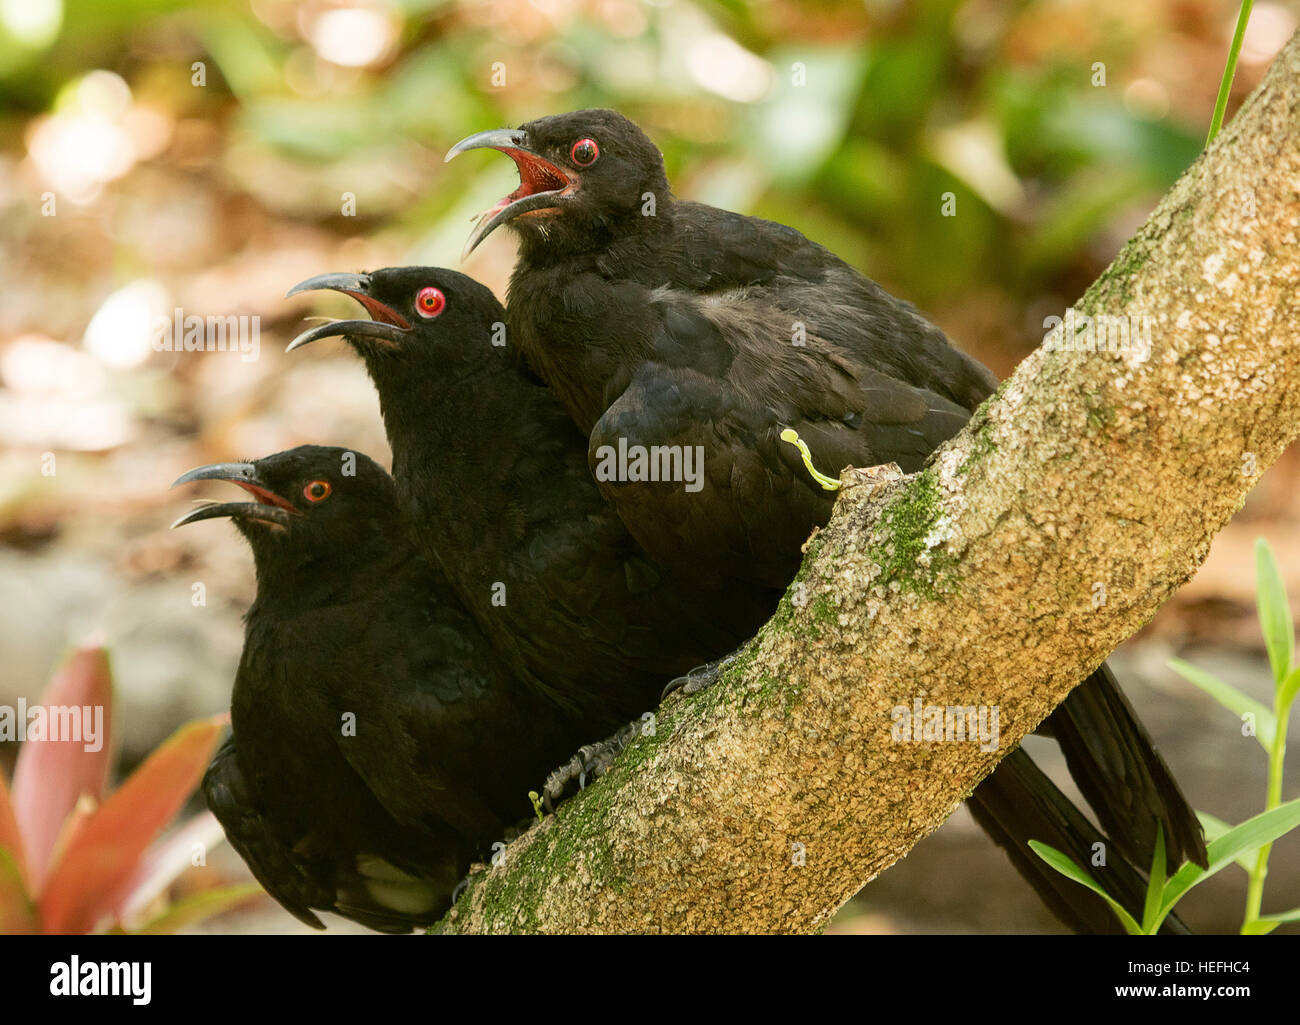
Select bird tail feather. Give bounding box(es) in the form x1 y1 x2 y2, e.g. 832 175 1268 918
1043 662 1208 872
970 746 1191 934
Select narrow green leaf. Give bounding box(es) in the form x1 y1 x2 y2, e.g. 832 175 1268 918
1028 840 1142 934
1142 824 1166 933
1256 538 1294 686
1207 1 1255 145
1158 798 1300 923
1168 658 1275 750
128 882 263 935
1242 919 1280 935
1257 906 1300 925
1279 665 1300 711
0 846 36 934
1196 811 1257 871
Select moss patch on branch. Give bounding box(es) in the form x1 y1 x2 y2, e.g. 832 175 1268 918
870 469 957 600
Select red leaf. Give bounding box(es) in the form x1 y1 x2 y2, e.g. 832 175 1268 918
39 715 223 934
11 645 113 890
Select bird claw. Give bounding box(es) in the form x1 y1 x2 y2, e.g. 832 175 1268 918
538 720 641 813
661 653 738 700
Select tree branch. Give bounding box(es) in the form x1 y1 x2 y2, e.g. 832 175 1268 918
439 31 1300 934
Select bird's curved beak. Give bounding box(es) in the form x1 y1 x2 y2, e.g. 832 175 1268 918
170 462 296 529
445 127 577 259
284 272 410 353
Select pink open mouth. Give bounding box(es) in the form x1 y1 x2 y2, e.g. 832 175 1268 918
481 148 574 219
233 482 298 512
337 291 410 329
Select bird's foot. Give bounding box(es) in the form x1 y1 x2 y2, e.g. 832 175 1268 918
540 719 642 814
661 653 739 701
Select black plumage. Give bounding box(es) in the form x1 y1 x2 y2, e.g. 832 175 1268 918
450 109 995 591
174 446 594 931
284 270 768 736
447 109 1206 881
286 268 1193 931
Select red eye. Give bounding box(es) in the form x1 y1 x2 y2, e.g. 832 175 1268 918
416 286 446 318
570 138 599 166
303 480 331 502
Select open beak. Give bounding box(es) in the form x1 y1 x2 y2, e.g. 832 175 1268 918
170 462 297 529
284 272 411 353
445 128 577 258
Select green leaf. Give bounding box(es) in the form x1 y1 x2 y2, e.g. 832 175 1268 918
128 883 263 935
1142 825 1166 933
0 846 36 934
1167 658 1275 750
1256 538 1294 686
1207 1 1256 145
1028 840 1142 934
1257 906 1300 925
1196 811 1257 871
1157 798 1300 925
1279 666 1300 711
0 771 27 894
194 9 283 99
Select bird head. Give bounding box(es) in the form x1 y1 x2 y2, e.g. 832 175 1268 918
445 108 669 259
283 267 504 376
171 445 403 575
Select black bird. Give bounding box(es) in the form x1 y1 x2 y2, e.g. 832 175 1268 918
283 270 768 744
284 268 1192 932
446 110 1206 879
173 445 595 931
447 109 997 591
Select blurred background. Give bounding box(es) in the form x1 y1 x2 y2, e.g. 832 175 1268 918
1 0 1298 934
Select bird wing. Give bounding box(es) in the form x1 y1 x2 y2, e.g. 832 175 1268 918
587 287 972 589
297 604 513 846
205 737 467 933
412 380 780 724
605 200 999 412
202 736 329 930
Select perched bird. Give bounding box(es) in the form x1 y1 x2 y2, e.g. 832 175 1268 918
448 109 993 591
284 268 1191 932
283 269 769 742
174 445 595 931
445 110 1206 878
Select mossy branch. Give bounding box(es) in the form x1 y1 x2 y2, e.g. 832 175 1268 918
438 31 1300 934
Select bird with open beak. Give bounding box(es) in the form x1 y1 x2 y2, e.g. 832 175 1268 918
446 109 669 261
281 266 772 804
172 445 600 931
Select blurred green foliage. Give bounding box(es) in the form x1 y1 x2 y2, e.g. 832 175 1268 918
0 0 1234 353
